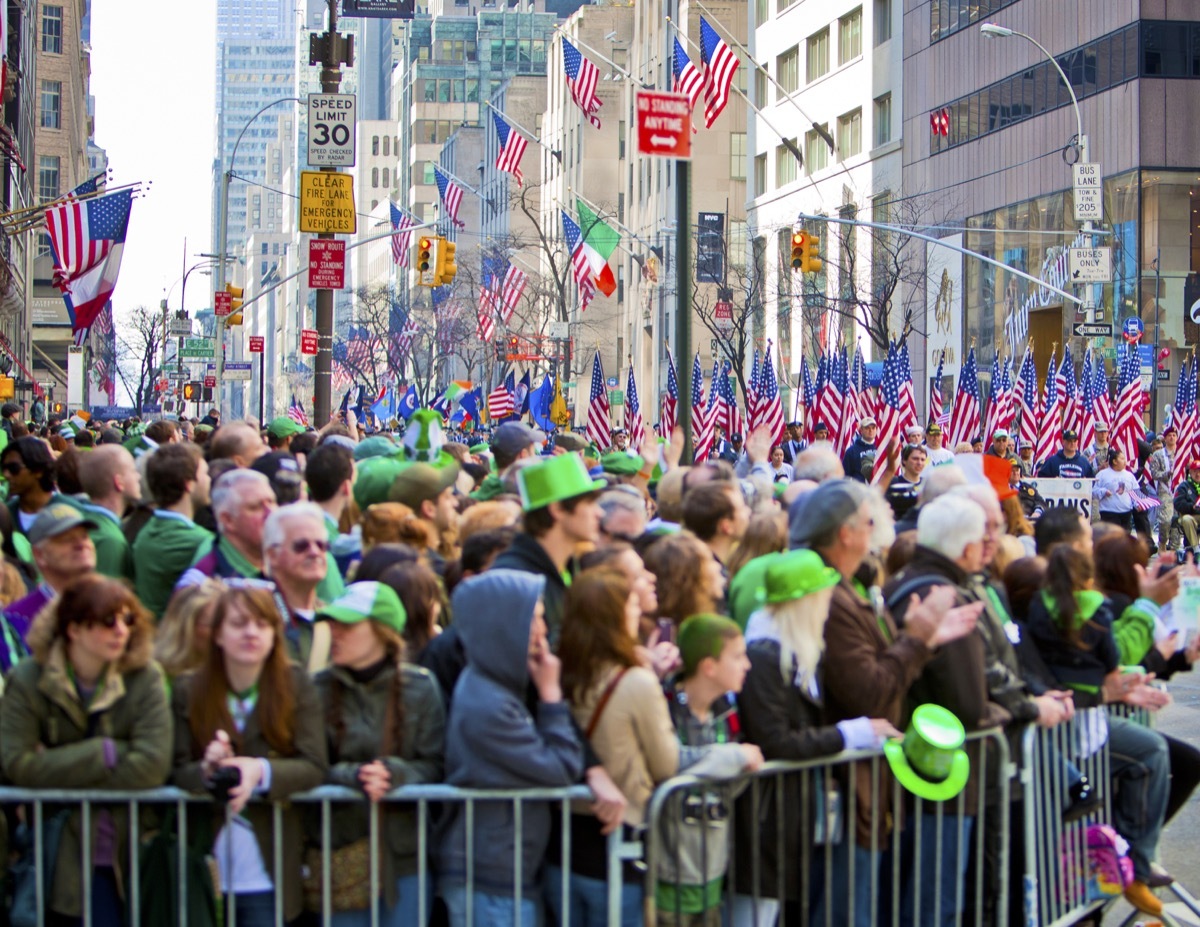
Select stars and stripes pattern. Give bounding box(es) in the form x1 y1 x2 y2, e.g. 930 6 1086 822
92 304 116 403
625 363 644 450
929 349 946 428
389 202 414 267
999 355 1017 432
1016 347 1039 455
562 211 596 310
585 350 612 448
691 353 712 461
799 357 817 438
288 394 309 426
562 38 602 128
1113 344 1143 467
757 342 785 448
718 360 744 438
833 348 857 458
662 349 679 435
948 346 982 449
984 351 1004 442
1093 356 1112 430
705 358 722 455
747 348 761 426
672 38 703 111
492 112 528 186
45 188 133 345
487 382 514 420
1079 348 1097 456
476 304 495 342
898 341 919 432
1035 349 1061 470
1057 346 1080 438
1172 356 1197 490
873 343 903 484
853 343 872 421
495 264 527 324
433 167 465 229
699 17 739 128
391 309 420 356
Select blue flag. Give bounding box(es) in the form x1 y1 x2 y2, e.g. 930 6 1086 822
338 387 353 415
459 388 480 426
398 385 419 420
371 388 395 423
530 375 555 431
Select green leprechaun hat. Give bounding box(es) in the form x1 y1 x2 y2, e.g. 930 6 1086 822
402 409 453 465
517 453 606 512
883 703 970 802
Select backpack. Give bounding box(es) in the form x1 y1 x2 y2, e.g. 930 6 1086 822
1062 822 1134 904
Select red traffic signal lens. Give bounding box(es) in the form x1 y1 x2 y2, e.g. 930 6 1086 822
419 238 432 250
792 232 806 247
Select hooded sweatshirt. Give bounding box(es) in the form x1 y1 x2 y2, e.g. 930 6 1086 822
436 569 585 897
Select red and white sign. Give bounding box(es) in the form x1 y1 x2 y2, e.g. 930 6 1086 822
308 240 347 290
714 300 733 330
300 329 319 355
203 375 216 389
248 335 265 353
635 90 691 160
214 290 233 317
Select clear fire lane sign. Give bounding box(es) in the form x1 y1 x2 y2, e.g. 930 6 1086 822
307 93 357 167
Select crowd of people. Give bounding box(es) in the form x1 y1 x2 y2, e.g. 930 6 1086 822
0 400 1192 926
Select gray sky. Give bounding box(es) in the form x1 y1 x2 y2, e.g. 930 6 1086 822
89 0 217 321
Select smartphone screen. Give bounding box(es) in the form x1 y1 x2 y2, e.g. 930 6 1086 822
656 618 676 644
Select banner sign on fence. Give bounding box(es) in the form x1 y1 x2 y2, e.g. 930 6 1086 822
1032 477 1093 519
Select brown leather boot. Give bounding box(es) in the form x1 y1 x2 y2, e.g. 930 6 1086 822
1123 880 1163 916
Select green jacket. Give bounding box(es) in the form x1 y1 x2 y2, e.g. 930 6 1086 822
311 662 445 905
132 511 213 618
1111 596 1163 668
0 640 173 917
469 473 505 501
171 666 328 923
80 503 134 582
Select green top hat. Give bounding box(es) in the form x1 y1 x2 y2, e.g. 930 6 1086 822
883 703 970 803
764 549 841 604
402 409 446 463
317 581 407 634
517 453 606 512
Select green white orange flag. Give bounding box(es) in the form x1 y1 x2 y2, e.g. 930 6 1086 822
575 198 618 297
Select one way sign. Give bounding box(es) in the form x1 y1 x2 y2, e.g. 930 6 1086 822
1068 247 1112 284
1073 322 1113 338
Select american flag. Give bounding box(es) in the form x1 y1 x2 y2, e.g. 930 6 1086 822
625 362 644 450
758 342 785 448
699 17 739 129
562 38 602 129
983 351 1003 441
1057 346 1080 438
691 353 712 461
476 303 495 342
487 381 513 420
562 211 595 310
1035 349 1061 470
948 345 982 449
873 343 902 484
492 112 528 186
1172 355 1197 490
585 350 612 448
818 351 843 448
719 360 744 438
672 38 703 111
832 350 853 458
662 349 679 434
390 202 414 267
1079 349 1097 455
45 188 133 345
391 308 420 356
1016 347 1039 455
853 343 872 420
495 263 527 324
1093 355 1112 429
433 167 465 229
747 348 761 427
898 341 918 431
64 173 105 203
91 304 115 403
288 394 309 426
1129 487 1162 512
929 349 946 428
799 357 816 438
1113 344 1143 466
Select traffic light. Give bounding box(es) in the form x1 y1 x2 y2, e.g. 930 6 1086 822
800 233 822 274
225 284 244 326
0 377 14 400
416 236 439 286
438 238 457 284
183 382 198 401
790 232 807 270
507 335 519 358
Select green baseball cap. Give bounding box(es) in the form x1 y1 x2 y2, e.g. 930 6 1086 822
268 416 306 439
517 453 606 512
317 582 406 635
764 549 841 604
882 704 970 803
601 452 644 476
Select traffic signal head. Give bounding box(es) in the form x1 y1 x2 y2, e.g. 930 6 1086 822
183 382 198 401
417 237 440 285
801 234 823 275
225 284 244 311
790 232 806 270
438 238 457 284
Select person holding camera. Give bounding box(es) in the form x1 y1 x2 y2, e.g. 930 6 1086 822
172 583 328 926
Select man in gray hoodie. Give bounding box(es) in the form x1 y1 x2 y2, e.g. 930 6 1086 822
437 569 585 925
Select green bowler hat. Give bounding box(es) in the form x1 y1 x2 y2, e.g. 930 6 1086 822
883 703 970 803
517 453 606 512
317 581 407 635
764 549 840 604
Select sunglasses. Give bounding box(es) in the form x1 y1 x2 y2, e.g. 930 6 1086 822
289 538 329 555
92 610 132 630
1 461 24 476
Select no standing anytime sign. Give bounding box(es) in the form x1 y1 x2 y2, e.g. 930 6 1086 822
635 90 691 160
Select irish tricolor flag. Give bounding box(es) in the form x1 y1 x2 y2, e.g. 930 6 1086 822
576 199 618 297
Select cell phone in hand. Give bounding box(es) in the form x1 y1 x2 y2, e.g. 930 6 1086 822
656 618 676 644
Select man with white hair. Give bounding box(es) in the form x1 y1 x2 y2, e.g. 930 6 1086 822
791 442 844 483
596 487 648 545
178 469 277 586
263 502 331 669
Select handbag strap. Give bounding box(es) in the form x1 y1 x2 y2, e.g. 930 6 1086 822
585 667 629 741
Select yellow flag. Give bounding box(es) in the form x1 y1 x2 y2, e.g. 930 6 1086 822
551 376 570 426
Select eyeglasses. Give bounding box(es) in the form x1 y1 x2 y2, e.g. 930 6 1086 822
93 610 132 630
289 537 330 555
1 461 24 476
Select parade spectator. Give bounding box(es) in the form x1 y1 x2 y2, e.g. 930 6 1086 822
767 445 794 483
0 575 172 924
180 469 277 586
681 480 749 587
471 422 544 501
3 435 60 535
597 486 649 545
643 531 725 626
436 570 584 927
133 443 213 618
266 416 306 453
387 462 462 571
208 421 268 467
261 503 332 669
154 578 224 683
77 445 141 581
886 444 927 521
780 421 806 464
312 582 446 926
1174 459 1200 554
172 584 328 925
1093 448 1139 531
377 559 445 663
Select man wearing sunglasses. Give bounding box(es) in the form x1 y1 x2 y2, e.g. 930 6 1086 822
262 503 331 668
2 436 60 537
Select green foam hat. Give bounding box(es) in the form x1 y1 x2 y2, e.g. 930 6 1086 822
353 454 406 509
600 452 643 476
764 549 841 604
727 552 784 629
883 704 971 803
317 581 406 635
402 409 446 463
354 435 398 461
517 453 606 512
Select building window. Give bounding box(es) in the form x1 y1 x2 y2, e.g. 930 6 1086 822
837 108 861 159
754 153 767 196
423 162 436 184
775 141 798 186
39 81 61 129
756 0 768 24
777 46 800 95
731 133 746 180
807 28 829 83
372 136 379 155
382 168 389 187
383 136 390 156
874 93 891 146
839 8 862 65
874 0 892 44
778 0 795 13
38 156 59 202
754 68 768 106
804 126 828 175
372 167 379 188
41 5 63 54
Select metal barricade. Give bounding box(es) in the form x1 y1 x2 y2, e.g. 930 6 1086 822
645 729 1011 927
0 782 639 927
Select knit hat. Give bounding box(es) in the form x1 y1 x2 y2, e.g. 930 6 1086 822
677 613 743 678
317 581 406 635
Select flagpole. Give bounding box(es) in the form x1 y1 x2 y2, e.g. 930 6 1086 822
568 188 660 253
1 181 145 233
483 101 562 161
551 25 646 87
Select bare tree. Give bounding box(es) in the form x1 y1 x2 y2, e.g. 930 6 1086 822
115 306 164 414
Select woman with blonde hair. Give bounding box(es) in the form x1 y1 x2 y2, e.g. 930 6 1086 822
641 531 724 626
155 578 224 682
172 583 327 925
361 502 430 552
0 574 172 923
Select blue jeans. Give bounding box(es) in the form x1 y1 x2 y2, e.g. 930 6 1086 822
809 842 879 927
442 884 541 927
225 890 277 927
330 873 433 927
887 813 974 927
543 865 643 927
1108 714 1169 881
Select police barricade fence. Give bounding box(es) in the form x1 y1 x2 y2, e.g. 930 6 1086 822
646 728 1012 927
0 782 642 927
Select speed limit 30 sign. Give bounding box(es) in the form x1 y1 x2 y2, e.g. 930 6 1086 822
307 93 356 168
